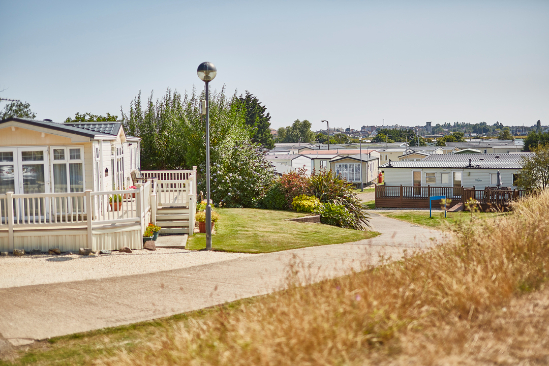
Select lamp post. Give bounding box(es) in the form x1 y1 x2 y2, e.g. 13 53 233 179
359 137 363 192
321 120 330 150
197 61 217 250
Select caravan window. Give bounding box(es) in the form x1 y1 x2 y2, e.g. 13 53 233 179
441 173 450 184
50 147 84 193
335 163 361 182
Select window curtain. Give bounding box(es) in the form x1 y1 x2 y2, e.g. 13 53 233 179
69 163 84 192
53 164 67 193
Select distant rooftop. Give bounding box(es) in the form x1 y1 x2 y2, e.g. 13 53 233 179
380 153 532 169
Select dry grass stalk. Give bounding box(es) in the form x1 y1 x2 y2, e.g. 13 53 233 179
97 190 549 366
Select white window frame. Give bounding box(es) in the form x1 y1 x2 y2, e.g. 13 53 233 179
441 172 450 185
425 172 436 184
490 173 497 185
335 163 361 182
50 146 85 193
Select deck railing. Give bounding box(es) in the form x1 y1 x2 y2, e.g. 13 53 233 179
375 185 526 209
0 181 154 250
140 168 197 208
140 168 197 235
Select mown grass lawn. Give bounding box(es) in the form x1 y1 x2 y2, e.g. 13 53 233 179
186 208 379 253
380 210 505 229
363 200 376 209
352 187 375 194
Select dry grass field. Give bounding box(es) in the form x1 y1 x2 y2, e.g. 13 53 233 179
4 192 549 365
89 190 549 365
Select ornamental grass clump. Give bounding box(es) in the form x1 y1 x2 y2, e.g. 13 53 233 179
99 190 549 366
309 169 370 230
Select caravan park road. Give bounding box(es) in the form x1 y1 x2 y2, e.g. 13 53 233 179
0 214 448 346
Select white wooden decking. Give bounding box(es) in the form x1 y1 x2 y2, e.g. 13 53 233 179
0 169 197 252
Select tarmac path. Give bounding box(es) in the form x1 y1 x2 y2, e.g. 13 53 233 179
0 213 449 347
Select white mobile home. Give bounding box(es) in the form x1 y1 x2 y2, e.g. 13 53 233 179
380 153 531 190
330 154 380 186
0 117 196 253
0 118 140 195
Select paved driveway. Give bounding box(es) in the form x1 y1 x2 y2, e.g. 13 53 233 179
0 214 448 346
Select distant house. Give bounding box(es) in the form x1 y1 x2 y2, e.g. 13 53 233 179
380 153 532 190
265 154 313 175
445 140 522 154
454 148 482 154
330 155 379 186
376 148 407 166
398 151 429 161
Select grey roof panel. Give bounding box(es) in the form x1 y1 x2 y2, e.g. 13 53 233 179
380 153 532 169
65 122 122 136
0 117 101 138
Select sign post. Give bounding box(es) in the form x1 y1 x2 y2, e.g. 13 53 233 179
430 195 447 218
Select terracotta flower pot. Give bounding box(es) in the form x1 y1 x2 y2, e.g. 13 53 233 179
110 202 122 211
198 221 215 233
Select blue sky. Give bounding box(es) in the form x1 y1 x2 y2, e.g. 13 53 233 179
1 0 548 131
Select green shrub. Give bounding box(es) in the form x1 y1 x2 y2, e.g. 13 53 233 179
292 195 321 213
279 168 310 209
197 200 208 212
309 170 369 230
260 182 288 210
317 202 355 228
195 210 220 223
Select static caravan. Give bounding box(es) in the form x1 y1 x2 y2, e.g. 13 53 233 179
380 153 531 190
0 118 139 196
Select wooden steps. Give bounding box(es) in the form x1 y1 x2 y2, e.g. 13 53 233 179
156 206 192 235
448 203 464 212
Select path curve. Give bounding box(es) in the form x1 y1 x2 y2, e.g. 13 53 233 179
0 214 450 347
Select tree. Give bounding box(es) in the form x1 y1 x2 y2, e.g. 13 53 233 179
371 128 423 145
65 112 118 123
277 127 287 141
332 133 350 144
1 100 36 120
373 133 394 144
523 131 549 151
276 119 314 143
436 132 465 146
516 145 549 192
236 91 274 149
121 87 274 207
497 127 514 141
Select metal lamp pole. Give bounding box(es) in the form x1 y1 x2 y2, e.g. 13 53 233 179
359 137 363 192
197 62 217 250
321 120 330 150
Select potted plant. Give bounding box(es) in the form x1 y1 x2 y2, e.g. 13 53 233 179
195 210 219 233
126 186 137 199
143 223 161 242
109 194 123 211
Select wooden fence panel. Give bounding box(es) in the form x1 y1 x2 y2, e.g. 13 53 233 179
375 185 526 209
